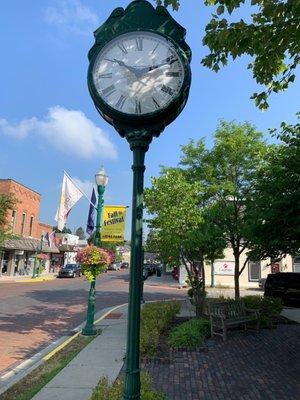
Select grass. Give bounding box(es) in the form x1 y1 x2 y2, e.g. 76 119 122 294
0 333 99 400
90 372 168 400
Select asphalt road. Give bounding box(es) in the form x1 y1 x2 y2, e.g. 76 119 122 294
0 270 185 374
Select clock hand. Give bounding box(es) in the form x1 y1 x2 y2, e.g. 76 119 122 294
105 58 141 76
138 56 178 75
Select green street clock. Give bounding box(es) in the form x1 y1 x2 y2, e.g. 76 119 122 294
86 2 192 400
87 0 191 136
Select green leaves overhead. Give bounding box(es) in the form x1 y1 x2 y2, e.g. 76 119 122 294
0 193 17 245
155 0 300 109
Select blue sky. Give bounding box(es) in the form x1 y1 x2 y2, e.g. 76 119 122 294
0 0 299 239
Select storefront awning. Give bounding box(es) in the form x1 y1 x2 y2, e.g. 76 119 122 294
1 238 60 253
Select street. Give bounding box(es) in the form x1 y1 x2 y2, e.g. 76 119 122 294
0 270 185 375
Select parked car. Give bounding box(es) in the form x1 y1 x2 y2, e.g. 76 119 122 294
264 272 300 306
121 262 129 269
58 264 81 278
108 261 122 271
142 267 149 281
172 266 179 281
143 263 156 276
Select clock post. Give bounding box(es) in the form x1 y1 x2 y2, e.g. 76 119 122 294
86 1 191 399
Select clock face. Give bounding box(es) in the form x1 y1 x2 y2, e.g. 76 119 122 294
92 31 185 116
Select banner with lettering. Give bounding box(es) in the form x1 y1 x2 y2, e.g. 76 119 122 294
101 205 127 242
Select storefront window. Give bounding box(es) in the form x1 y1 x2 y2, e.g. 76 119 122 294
293 256 300 273
248 261 261 282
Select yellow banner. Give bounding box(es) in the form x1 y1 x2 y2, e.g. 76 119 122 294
101 205 127 242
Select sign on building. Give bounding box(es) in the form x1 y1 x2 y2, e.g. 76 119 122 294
214 261 235 275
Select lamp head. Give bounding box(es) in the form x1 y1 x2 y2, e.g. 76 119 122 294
95 167 109 187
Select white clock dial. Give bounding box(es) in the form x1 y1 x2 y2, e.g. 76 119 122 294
92 31 185 116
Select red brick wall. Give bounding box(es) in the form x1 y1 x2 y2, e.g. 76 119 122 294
0 179 42 239
37 222 53 238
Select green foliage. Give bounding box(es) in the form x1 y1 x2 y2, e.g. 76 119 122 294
0 193 17 245
140 301 180 356
246 116 300 260
90 372 168 400
144 166 226 311
75 227 86 240
168 318 211 348
180 121 268 298
53 226 72 234
243 295 283 326
155 0 299 109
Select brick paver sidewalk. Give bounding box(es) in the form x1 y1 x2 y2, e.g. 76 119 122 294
143 325 300 400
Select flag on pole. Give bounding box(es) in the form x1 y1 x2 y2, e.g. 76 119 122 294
86 188 97 235
55 173 83 231
44 232 50 247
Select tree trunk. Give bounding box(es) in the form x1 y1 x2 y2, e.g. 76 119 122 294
234 251 240 299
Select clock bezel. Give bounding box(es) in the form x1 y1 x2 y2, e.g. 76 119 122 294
87 29 191 128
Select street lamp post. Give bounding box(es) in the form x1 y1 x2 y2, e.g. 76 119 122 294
82 167 108 336
32 234 43 279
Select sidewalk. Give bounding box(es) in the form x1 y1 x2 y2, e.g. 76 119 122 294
32 304 128 400
0 273 56 283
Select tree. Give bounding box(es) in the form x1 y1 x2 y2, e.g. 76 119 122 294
246 116 300 260
75 227 86 240
52 226 72 234
144 229 160 253
144 168 225 316
180 121 268 298
0 193 17 245
155 0 300 109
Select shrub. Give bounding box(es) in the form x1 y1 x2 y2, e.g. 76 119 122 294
243 295 283 326
168 318 210 348
140 301 180 356
90 372 168 400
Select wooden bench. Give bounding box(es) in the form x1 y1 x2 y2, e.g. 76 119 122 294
208 300 259 341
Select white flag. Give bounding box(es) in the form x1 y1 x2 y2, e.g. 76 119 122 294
55 173 83 231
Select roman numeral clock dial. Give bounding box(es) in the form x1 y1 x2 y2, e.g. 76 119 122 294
91 31 185 116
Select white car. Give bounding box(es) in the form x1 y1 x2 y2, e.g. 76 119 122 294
108 262 122 271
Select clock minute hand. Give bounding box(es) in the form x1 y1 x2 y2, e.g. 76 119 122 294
106 58 140 76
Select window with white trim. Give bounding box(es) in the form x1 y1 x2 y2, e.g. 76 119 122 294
293 256 300 273
11 210 17 233
29 216 34 237
20 213 26 235
248 261 261 282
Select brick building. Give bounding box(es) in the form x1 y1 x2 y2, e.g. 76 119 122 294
0 179 59 276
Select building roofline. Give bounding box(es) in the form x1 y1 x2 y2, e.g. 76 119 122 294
0 179 41 196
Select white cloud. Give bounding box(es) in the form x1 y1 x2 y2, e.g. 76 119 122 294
44 0 99 36
0 117 37 139
0 106 118 160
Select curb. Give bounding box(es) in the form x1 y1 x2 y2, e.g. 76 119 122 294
0 275 56 283
0 303 127 395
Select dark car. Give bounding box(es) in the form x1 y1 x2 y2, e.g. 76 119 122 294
58 264 82 278
264 272 300 306
143 263 156 276
142 267 149 281
121 262 129 269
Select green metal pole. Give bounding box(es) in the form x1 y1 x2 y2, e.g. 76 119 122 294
140 246 145 304
123 144 147 400
32 234 43 279
32 254 37 279
82 185 105 336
